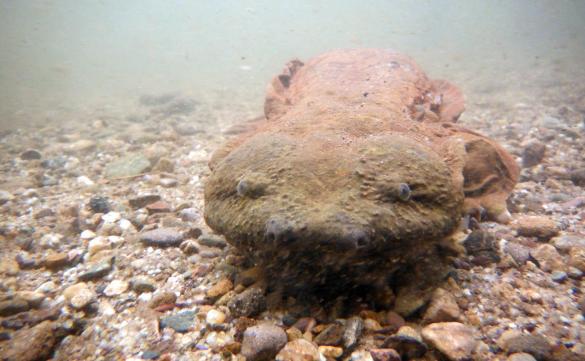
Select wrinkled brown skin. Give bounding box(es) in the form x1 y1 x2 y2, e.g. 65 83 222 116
204 49 519 294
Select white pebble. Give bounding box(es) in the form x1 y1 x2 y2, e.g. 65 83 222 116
206 309 226 325
102 212 121 223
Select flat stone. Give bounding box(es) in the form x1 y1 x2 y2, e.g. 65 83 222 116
505 242 532 265
275 339 320 361
228 287 266 318
515 215 559 241
343 316 364 350
104 153 151 178
531 244 565 272
0 297 30 317
241 323 288 361
319 345 343 359
370 348 401 361
521 140 545 168
130 276 157 293
497 330 551 361
44 252 71 270
148 291 177 309
206 278 233 300
0 189 15 205
140 228 184 247
20 149 42 160
103 280 129 297
423 288 461 324
78 258 113 281
160 310 195 333
314 323 344 346
63 282 95 309
551 270 568 283
129 194 161 209
569 247 585 272
383 325 427 359
206 309 226 325
0 321 63 361
146 200 172 214
421 322 477 361
551 234 585 254
198 234 227 249
507 353 537 361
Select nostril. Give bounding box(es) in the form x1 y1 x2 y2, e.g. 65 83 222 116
398 183 411 201
265 217 296 244
342 229 370 250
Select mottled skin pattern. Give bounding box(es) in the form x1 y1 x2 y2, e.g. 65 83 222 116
204 49 519 293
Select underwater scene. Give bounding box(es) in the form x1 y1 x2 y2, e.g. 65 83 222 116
0 1 584 360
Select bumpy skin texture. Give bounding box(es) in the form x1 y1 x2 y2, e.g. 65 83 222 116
204 49 519 291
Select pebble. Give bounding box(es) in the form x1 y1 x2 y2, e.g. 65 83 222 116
20 149 42 160
78 258 113 281
101 211 121 223
44 252 71 270
505 242 532 265
206 309 226 325
521 140 546 168
515 215 559 241
206 278 234 301
241 323 288 361
383 325 427 359
179 240 199 255
146 200 171 214
507 353 537 361
178 207 200 222
551 270 568 283
343 316 364 350
80 229 97 240
198 234 228 249
423 288 461 324
228 287 267 318
0 321 62 361
319 345 343 358
103 280 129 297
531 244 565 272
148 291 177 309
570 168 585 186
140 228 184 247
17 291 45 308
569 247 585 272
130 276 157 293
369 349 401 361
141 350 161 360
551 234 585 254
129 194 161 209
63 282 95 309
496 330 551 361
314 322 344 346
275 339 320 361
160 310 195 333
104 153 151 178
421 322 477 361
0 258 20 276
0 189 14 205
89 196 111 214
0 297 30 317
159 178 178 187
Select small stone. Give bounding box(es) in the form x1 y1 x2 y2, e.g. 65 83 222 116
179 240 199 255
142 350 161 360
276 338 320 361
80 230 96 240
36 281 57 294
551 270 568 283
507 353 537 361
0 321 63 361
0 258 20 276
319 345 343 358
146 200 171 214
531 244 565 272
104 280 129 297
17 291 45 308
343 316 364 350
241 323 288 361
179 208 200 222
129 194 161 209
198 234 227 249
383 326 427 359
551 234 585 254
78 258 113 281
63 282 95 309
421 322 477 361
515 215 559 241
88 237 111 257
105 153 151 178
0 297 30 316
350 350 375 361
20 149 42 160
568 266 583 279
569 247 585 272
148 291 177 309
496 330 551 361
286 327 303 341
207 278 234 300
159 178 178 187
369 348 401 361
140 228 184 247
505 242 532 265
101 211 121 223
15 253 36 269
521 140 546 168
393 287 430 317
423 288 461 324
160 310 195 333
66 139 97 154
89 196 110 214
570 168 585 186
314 323 344 346
0 189 15 205
463 229 500 265
131 276 157 293
206 309 226 325
44 252 71 270
228 287 266 318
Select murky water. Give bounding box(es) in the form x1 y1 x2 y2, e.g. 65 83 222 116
1 0 584 129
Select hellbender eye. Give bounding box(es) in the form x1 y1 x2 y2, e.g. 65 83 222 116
236 179 249 197
398 183 411 201
236 177 267 198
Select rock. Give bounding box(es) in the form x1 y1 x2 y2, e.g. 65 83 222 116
206 309 226 325
0 258 20 276
152 157 175 173
44 252 71 270
508 353 537 361
570 168 585 186
550 270 568 283
383 326 427 359
15 253 36 269
276 339 321 361
130 276 157 293
66 139 96 154
104 153 151 178
129 194 161 209
496 330 551 361
142 350 161 360
551 234 585 254
103 280 129 297
343 316 364 350
17 291 45 309
314 323 344 346
206 278 233 301
369 349 401 361
531 244 565 272
462 229 500 265
20 149 42 160
569 247 585 272
159 178 178 188
179 240 199 255
393 287 430 317
148 291 177 309
179 207 200 222
241 323 288 361
319 345 343 358
423 288 461 324
139 228 184 247
78 258 113 281
146 200 171 214
0 297 30 317
515 216 559 241
521 140 546 168
0 321 64 361
88 237 111 257
198 234 227 249
89 196 110 214
0 189 15 205
227 287 266 318
505 242 532 265
160 310 195 333
101 211 121 223
63 282 95 309
421 322 477 361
